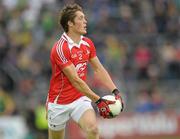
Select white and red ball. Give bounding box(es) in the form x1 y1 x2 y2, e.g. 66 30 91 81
102 95 122 116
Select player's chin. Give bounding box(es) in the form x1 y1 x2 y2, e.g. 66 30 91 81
81 30 87 35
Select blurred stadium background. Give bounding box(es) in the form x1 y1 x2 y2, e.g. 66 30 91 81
0 0 180 139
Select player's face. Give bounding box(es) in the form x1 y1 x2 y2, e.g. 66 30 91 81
71 11 87 35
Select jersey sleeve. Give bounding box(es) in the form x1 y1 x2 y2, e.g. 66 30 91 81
88 38 97 59
54 41 72 69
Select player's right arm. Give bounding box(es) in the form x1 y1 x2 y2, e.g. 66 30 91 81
62 64 115 118
62 63 100 102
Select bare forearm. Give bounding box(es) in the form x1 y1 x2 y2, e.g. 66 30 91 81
94 66 116 92
90 57 117 92
71 78 100 102
62 64 100 102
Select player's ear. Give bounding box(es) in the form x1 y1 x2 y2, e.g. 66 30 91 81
68 21 74 27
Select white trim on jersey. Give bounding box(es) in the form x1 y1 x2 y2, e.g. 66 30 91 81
54 72 64 104
62 32 90 50
56 38 68 64
81 40 90 47
62 32 74 44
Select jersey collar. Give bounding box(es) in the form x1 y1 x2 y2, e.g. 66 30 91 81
62 32 90 50
62 32 83 48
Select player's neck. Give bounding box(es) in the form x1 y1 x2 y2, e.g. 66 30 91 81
66 31 81 44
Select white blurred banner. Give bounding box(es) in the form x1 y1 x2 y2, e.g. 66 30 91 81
0 116 28 139
67 111 180 139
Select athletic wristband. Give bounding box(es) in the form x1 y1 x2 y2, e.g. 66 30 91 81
112 89 119 95
95 98 102 104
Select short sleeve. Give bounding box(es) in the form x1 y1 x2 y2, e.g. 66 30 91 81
88 38 97 59
54 41 72 69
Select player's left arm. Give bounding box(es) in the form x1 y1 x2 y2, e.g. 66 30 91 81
90 56 124 111
89 56 116 92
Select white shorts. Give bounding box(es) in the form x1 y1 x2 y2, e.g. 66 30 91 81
47 96 93 131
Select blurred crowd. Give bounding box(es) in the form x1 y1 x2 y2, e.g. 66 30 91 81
0 0 180 138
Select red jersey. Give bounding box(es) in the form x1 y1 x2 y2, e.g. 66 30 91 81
47 33 96 104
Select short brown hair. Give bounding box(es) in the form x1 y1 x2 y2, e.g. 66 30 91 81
59 4 83 32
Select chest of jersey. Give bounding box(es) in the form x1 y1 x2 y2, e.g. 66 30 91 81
70 44 90 77
70 45 90 64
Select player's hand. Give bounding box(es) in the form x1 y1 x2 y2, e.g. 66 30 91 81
95 98 115 118
112 89 124 112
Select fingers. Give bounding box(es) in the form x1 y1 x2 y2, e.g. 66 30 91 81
96 98 117 118
115 95 124 112
99 105 112 118
115 95 120 100
108 112 114 118
99 111 107 118
101 112 115 119
106 100 116 105
100 111 111 119
121 102 124 112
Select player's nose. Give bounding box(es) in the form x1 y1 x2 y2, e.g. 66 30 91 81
83 18 87 24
